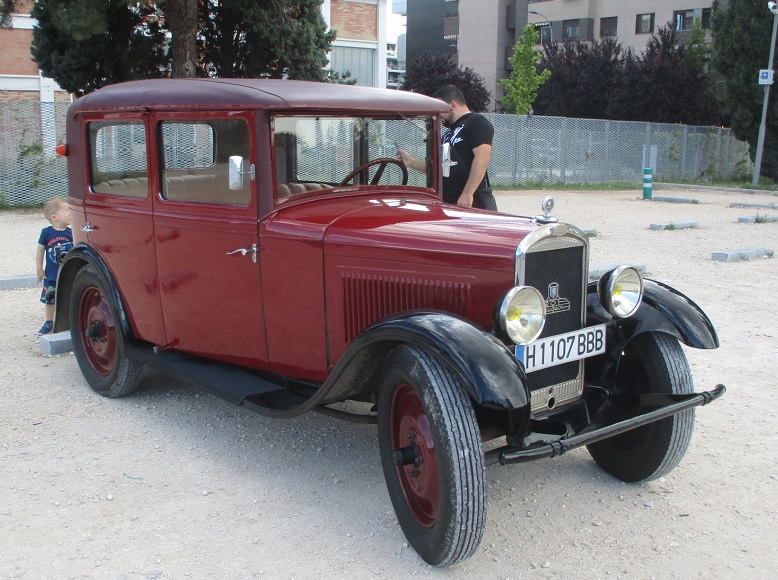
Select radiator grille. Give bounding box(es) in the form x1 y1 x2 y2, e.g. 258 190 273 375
342 272 471 341
517 227 588 413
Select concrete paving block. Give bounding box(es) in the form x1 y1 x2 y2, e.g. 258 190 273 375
737 215 778 224
730 202 778 210
40 331 73 355
0 274 37 290
589 261 648 281
649 221 698 231
711 248 774 262
650 196 700 204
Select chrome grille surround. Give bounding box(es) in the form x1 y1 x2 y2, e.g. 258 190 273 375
515 224 590 414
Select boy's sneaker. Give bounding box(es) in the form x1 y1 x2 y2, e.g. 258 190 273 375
38 321 53 335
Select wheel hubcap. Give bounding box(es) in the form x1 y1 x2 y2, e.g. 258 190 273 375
390 383 440 527
79 286 117 376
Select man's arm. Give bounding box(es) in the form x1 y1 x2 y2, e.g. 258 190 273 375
457 143 492 207
397 149 426 173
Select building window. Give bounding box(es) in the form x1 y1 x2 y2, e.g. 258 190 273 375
506 4 516 30
674 10 694 31
563 19 580 40
702 8 712 30
636 13 654 34
600 16 617 38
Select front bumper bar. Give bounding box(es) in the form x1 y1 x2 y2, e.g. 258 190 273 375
495 384 726 465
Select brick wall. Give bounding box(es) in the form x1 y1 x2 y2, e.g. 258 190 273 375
331 0 377 41
0 28 37 76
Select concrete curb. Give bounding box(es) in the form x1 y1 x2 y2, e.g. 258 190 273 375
711 248 774 262
657 182 778 196
737 215 778 224
649 221 698 231
589 262 648 280
40 331 73 355
650 196 700 204
0 274 37 290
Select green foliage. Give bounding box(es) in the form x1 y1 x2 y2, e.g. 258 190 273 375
401 52 492 113
535 25 718 125
499 25 551 115
324 69 358 85
30 0 169 95
26 0 336 94
713 0 778 178
199 0 335 80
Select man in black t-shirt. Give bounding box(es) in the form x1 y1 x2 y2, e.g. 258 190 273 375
399 85 494 208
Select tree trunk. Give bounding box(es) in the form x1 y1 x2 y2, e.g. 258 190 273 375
165 0 198 78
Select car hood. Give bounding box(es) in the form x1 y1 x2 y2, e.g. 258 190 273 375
321 196 539 269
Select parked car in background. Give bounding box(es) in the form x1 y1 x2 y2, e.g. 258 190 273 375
54 79 725 566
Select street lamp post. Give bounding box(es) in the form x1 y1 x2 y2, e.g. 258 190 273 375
528 10 553 44
753 2 778 187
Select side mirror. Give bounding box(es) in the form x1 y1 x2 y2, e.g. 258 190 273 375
229 156 255 190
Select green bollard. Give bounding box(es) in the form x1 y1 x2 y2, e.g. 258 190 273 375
642 167 653 200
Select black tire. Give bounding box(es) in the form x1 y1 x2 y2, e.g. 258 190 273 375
70 265 142 398
377 345 485 566
587 332 694 482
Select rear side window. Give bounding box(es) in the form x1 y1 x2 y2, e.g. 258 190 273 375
88 121 148 198
159 119 251 206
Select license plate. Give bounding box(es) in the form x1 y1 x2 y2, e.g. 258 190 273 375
516 324 607 373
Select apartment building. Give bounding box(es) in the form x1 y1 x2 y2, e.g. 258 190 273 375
400 0 725 111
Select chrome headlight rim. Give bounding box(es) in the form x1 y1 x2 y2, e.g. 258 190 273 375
598 265 644 318
495 285 547 345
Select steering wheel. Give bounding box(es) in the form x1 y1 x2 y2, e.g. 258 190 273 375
339 158 408 186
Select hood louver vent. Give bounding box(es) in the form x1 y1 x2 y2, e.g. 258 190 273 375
342 272 471 341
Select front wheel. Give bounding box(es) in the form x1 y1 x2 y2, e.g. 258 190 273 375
587 332 695 482
377 345 485 566
70 265 142 398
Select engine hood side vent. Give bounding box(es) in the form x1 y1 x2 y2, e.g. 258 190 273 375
342 271 472 342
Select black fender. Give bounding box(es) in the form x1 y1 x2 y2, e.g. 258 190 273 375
325 312 530 412
585 278 718 383
53 244 132 336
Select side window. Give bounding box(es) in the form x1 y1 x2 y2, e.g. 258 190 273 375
89 121 148 198
159 119 251 206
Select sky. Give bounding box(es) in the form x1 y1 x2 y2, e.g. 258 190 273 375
387 11 405 43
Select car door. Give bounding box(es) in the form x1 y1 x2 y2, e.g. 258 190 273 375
151 113 268 368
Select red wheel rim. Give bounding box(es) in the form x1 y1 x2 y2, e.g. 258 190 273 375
390 382 440 528
78 286 117 376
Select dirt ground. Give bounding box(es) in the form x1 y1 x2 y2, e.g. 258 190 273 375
1 187 777 579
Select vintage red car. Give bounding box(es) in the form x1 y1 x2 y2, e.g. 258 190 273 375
54 79 724 566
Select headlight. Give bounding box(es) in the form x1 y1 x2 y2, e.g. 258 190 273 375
495 286 546 345
597 265 644 318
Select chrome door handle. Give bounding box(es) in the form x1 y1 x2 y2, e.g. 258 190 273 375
81 222 94 233
226 243 257 263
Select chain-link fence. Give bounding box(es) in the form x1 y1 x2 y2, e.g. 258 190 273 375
0 101 753 207
485 113 752 187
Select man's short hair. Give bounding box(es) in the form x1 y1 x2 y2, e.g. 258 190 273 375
43 196 66 218
433 85 466 106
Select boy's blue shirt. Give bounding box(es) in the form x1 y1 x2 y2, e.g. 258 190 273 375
38 226 73 282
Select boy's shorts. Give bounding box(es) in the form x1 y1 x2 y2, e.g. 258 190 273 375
40 280 56 304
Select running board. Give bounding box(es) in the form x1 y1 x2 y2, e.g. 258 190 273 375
125 342 305 409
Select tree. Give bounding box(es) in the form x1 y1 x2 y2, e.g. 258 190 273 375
401 52 491 113
199 0 334 80
160 0 198 78
499 25 551 114
608 25 719 125
534 36 624 119
713 0 778 178
30 0 168 96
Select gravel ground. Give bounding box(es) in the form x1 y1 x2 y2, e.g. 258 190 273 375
1 187 777 579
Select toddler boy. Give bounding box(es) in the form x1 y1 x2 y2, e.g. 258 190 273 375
36 197 72 335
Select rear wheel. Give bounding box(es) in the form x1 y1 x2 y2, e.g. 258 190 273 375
70 265 142 398
377 345 485 566
587 332 694 482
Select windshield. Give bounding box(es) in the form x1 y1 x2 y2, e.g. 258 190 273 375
273 115 435 201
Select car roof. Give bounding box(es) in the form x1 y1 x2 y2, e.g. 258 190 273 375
70 78 450 116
